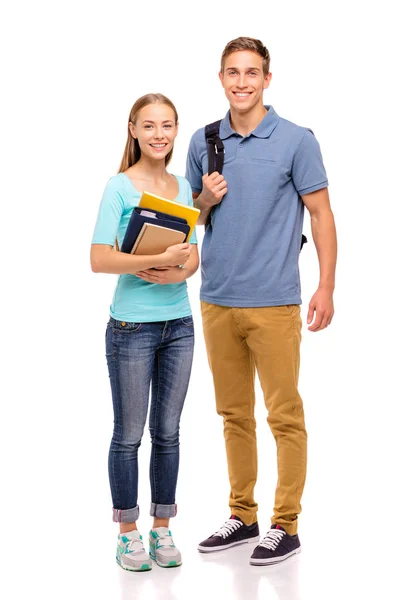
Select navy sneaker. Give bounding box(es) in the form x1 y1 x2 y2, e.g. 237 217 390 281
250 524 301 565
198 515 259 553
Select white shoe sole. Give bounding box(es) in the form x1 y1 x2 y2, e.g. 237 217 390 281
198 536 260 553
149 549 182 568
116 555 152 571
249 546 301 565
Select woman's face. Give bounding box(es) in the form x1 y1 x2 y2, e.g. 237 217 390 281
130 103 178 162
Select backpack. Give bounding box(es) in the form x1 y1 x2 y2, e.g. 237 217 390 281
205 120 307 251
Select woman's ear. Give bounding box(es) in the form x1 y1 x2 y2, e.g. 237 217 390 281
128 122 136 139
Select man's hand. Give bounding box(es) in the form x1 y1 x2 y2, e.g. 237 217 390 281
307 287 334 332
136 266 185 285
200 172 228 208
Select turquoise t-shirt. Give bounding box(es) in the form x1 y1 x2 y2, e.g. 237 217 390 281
92 173 198 322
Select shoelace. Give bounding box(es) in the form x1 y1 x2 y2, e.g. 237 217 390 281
126 537 145 554
213 519 243 539
258 529 285 550
156 533 175 548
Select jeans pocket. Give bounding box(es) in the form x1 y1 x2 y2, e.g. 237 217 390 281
180 315 194 327
113 319 142 333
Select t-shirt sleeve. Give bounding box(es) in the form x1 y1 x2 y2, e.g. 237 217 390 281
184 179 198 244
91 178 124 245
292 129 329 195
185 133 203 194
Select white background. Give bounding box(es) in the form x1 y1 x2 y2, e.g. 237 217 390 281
1 1 399 598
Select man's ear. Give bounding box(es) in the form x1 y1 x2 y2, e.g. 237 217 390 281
219 71 224 86
263 72 272 90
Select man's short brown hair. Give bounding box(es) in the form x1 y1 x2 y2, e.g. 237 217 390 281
220 37 270 76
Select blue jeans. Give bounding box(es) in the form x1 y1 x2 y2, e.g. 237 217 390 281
106 316 194 523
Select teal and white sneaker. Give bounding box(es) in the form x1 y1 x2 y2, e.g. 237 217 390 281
149 527 182 568
116 530 152 571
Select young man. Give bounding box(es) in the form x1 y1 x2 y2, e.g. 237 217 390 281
185 37 337 566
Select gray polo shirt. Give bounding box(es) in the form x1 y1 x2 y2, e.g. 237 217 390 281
185 106 328 307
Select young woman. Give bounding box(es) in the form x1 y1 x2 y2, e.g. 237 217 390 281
91 93 199 571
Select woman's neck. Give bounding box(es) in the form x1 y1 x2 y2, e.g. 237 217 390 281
129 157 169 185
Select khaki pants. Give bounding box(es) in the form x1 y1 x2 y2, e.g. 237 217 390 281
201 302 307 535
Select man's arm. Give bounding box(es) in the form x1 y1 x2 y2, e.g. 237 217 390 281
193 191 211 225
302 187 337 332
193 173 228 225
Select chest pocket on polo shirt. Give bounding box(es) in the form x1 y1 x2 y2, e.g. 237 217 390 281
248 146 276 165
247 154 283 199
250 157 276 165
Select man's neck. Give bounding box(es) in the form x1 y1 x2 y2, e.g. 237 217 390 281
229 104 268 137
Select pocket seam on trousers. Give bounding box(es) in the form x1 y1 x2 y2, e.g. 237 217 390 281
113 323 142 333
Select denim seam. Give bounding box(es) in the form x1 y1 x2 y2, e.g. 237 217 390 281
113 323 142 333
108 356 120 507
111 329 116 363
154 349 162 503
181 316 194 327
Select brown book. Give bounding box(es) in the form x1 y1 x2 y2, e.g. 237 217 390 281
131 222 186 255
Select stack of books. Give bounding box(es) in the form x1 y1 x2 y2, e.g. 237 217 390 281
121 191 200 255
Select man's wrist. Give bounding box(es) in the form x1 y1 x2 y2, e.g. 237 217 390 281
318 280 335 292
194 192 213 211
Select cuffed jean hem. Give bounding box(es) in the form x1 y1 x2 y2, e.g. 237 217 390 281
150 503 177 518
112 505 140 523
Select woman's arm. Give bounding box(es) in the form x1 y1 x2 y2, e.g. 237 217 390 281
135 245 199 284
90 243 191 275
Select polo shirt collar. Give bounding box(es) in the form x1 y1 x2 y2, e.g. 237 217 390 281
219 105 280 140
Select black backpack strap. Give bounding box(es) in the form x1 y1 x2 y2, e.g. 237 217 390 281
300 234 307 251
205 120 224 174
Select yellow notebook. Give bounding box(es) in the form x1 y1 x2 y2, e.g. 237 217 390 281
138 190 200 241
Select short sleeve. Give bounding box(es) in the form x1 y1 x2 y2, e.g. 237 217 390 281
91 177 124 245
185 132 204 193
292 129 328 195
184 179 198 244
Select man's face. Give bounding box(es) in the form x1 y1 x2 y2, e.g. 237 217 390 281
219 51 271 114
